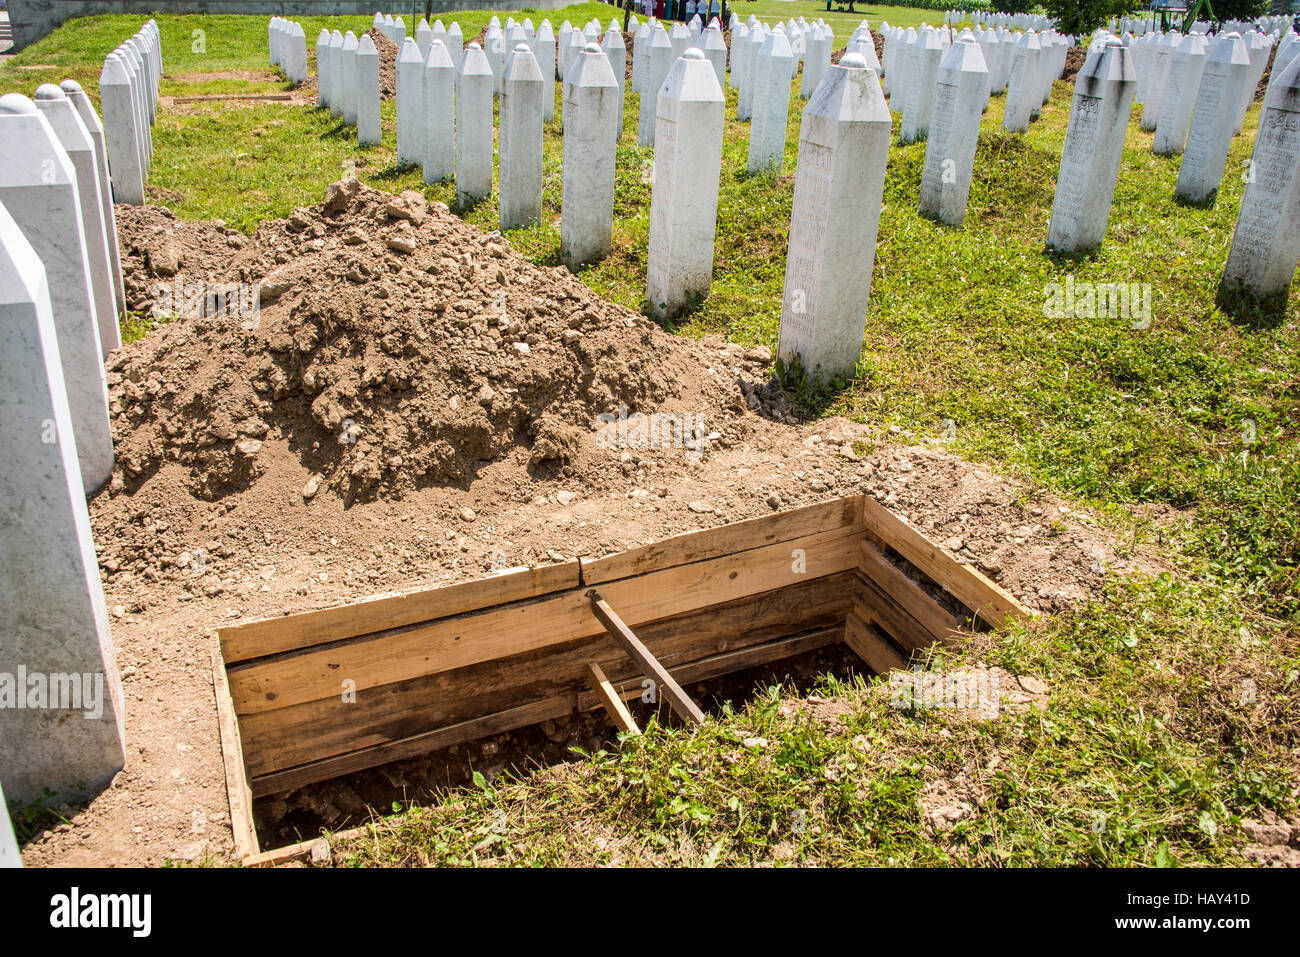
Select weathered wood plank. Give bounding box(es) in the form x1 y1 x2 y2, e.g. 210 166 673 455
218 561 582 664
581 495 864 585
859 539 969 645
228 525 862 716
854 573 938 654
210 635 259 859
861 496 1033 627
844 610 908 674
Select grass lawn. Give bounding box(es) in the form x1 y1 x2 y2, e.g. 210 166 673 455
3 9 1297 866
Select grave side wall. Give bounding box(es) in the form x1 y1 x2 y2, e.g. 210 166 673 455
9 0 588 50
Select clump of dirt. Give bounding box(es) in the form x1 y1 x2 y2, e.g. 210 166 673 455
114 204 248 311
1062 44 1086 82
362 27 399 98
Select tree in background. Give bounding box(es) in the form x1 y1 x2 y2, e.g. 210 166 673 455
1041 0 1140 35
1214 0 1270 19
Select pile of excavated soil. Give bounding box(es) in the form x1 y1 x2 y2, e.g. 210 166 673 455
1062 45 1086 82
363 27 399 98
106 179 746 507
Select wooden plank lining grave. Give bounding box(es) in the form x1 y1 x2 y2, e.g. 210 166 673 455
211 493 1037 860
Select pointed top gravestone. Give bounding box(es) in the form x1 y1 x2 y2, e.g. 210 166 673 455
562 43 620 268
1153 32 1208 154
62 77 127 319
423 39 455 185
920 38 988 226
647 49 725 319
639 25 673 146
777 52 892 383
0 199 125 806
500 44 545 230
341 31 360 126
1176 32 1251 204
397 38 426 167
1045 39 1136 253
456 43 494 208
1220 54 1300 303
33 84 119 359
749 28 795 173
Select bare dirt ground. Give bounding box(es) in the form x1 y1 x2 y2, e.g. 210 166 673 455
21 180 1156 866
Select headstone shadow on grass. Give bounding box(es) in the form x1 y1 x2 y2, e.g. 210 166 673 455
319 120 353 139
369 163 411 182
1215 285 1291 331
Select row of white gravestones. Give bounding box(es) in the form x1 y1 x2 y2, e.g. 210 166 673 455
1045 39 1136 254
647 50 725 319
776 53 891 383
0 93 116 491
1220 54 1300 303
269 18 308 85
412 18 465 70
99 21 160 207
0 198 126 809
376 12 407 46
313 29 380 148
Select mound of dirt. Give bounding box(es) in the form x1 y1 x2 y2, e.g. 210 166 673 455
1062 45 1086 83
362 27 399 98
114 205 250 311
106 179 754 513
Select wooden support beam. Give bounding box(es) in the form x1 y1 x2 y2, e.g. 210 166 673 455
588 591 706 727
210 635 259 859
586 661 640 735
861 496 1034 627
844 610 908 674
577 626 842 712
